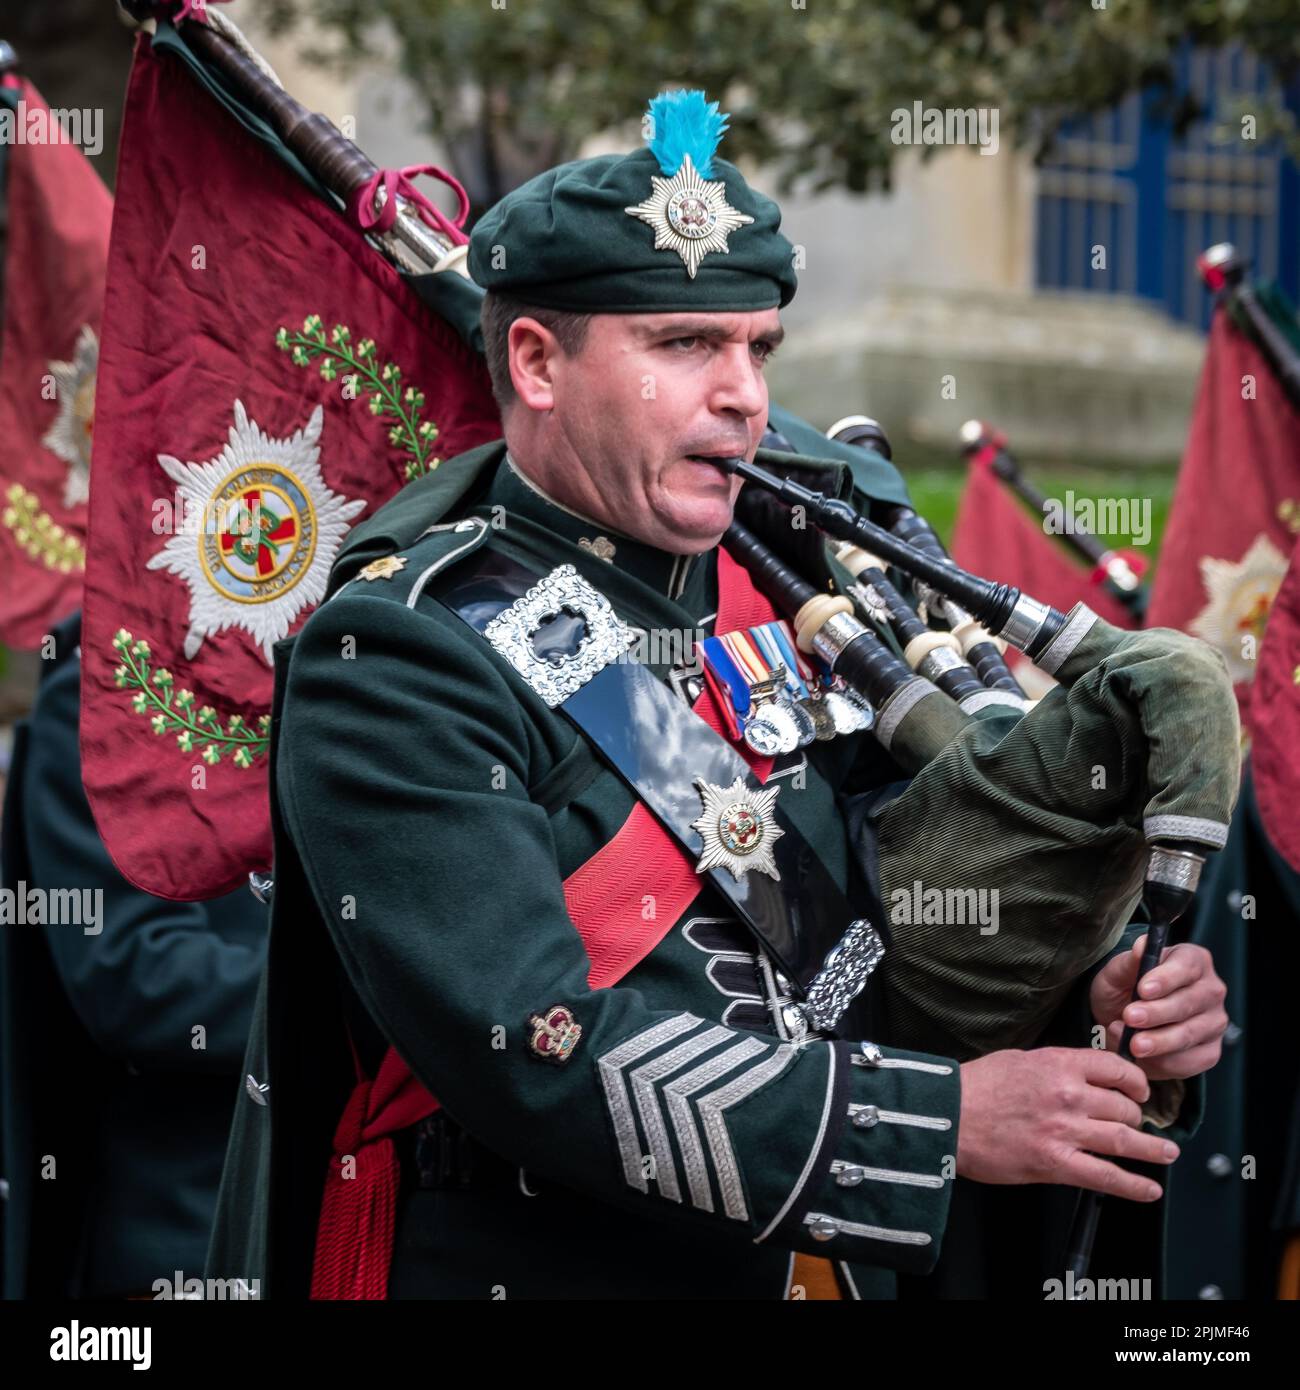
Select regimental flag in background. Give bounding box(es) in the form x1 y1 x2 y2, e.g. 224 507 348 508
81 29 499 901
950 449 1138 641
1152 280 1300 1298
0 76 112 648
1253 530 1300 873
1147 291 1300 703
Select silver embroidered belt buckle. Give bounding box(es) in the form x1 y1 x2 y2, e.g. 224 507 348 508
483 564 635 707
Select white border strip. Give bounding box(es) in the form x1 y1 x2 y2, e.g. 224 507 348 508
1144 814 1230 849
875 678 937 752
1035 603 1098 676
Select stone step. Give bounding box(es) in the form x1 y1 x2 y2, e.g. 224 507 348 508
770 286 1206 463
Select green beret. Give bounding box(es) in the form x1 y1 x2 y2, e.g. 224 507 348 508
469 91 797 313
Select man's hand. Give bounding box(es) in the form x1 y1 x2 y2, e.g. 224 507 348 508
1089 937 1228 1082
956 1048 1178 1201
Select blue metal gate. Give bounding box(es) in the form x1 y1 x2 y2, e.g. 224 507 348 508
1035 46 1300 329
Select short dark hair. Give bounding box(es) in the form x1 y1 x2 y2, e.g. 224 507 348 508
480 292 593 411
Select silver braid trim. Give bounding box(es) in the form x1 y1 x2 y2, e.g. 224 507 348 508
404 519 490 607
1035 603 1099 676
875 678 940 752
1144 815 1229 850
803 1213 932 1247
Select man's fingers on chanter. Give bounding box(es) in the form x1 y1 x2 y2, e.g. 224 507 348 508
1146 1040 1223 1081
1138 945 1201 999
1123 982 1212 1030
1130 1009 1228 1059
1065 1153 1164 1203
1082 1049 1150 1103
1083 1085 1144 1129
1083 1120 1180 1166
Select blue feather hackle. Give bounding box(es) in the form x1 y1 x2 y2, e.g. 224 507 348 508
644 90 729 179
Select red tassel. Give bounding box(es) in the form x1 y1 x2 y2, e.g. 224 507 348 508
309 1080 405 1300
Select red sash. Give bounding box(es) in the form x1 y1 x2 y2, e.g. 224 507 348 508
309 546 777 1299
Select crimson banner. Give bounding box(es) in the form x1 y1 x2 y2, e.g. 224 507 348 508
80 36 499 899
1147 310 1300 701
0 78 112 648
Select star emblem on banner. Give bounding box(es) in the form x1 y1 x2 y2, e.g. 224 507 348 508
1190 532 1289 684
41 324 99 509
147 400 366 664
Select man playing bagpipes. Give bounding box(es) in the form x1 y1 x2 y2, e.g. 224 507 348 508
208 91 1237 1300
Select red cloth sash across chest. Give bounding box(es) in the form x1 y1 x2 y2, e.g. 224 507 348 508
309 544 778 1299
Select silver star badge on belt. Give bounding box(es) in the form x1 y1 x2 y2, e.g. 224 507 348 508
691 775 783 881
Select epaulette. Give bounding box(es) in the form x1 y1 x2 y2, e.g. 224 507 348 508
326 516 493 612
326 440 505 597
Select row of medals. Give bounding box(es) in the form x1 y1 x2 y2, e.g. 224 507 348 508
741 665 875 757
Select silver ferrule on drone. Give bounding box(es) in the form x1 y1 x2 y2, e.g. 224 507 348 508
997 593 1055 652
811 611 867 668
917 645 966 684
1145 845 1206 895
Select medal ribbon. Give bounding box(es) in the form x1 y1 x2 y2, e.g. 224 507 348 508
722 628 770 688
700 634 753 739
702 622 824 748
753 621 807 699
773 620 820 689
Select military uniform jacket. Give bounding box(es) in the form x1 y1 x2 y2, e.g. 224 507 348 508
205 438 984 1300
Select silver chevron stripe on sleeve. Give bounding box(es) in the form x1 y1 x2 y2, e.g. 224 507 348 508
597 1013 703 1192
700 1045 797 1220
598 1017 799 1220
665 1038 769 1213
631 1024 733 1202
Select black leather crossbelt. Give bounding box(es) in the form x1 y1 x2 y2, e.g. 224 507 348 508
435 545 883 1036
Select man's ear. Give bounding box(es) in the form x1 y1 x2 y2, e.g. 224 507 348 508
508 317 558 413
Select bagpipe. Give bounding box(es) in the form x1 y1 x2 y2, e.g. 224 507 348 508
712 435 1240 1064
950 241 1300 637
720 433 1241 1276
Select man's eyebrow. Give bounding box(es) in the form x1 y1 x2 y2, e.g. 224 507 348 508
635 319 785 344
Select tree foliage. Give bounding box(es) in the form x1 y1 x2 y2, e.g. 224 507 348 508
261 0 1300 215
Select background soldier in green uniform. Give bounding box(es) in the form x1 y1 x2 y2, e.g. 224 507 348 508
1 612 266 1298
207 92 1229 1300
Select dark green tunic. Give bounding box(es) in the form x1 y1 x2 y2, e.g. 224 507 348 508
207 443 965 1299
1164 762 1300 1300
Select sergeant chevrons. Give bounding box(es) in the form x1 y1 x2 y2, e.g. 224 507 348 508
207 441 962 1301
